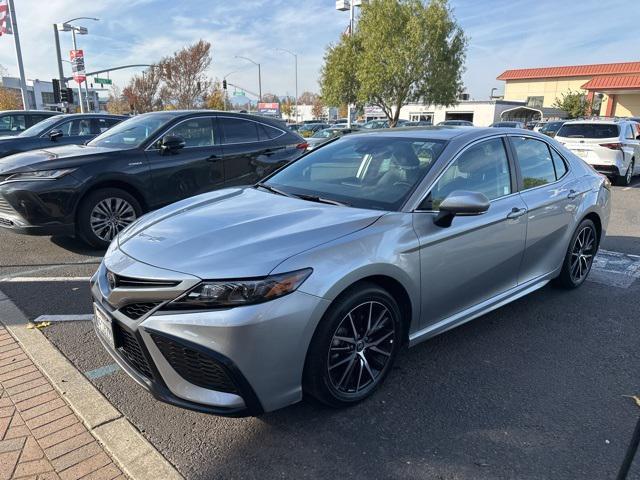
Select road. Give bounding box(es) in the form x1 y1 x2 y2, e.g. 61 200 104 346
1 179 639 479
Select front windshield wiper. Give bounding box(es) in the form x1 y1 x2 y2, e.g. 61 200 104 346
255 183 294 198
295 193 348 207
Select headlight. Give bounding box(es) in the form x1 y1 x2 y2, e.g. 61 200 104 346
167 268 313 309
5 168 76 182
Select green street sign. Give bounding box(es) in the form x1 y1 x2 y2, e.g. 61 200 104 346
93 77 112 85
233 90 245 96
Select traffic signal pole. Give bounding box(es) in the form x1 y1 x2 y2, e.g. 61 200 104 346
53 25 65 89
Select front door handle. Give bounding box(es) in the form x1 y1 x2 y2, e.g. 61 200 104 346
506 207 527 219
567 189 580 199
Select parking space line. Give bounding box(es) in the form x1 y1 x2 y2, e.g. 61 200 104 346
85 363 120 380
0 276 92 282
33 314 93 322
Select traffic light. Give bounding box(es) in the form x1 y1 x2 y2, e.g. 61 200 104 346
60 88 73 104
222 79 227 90
52 79 61 104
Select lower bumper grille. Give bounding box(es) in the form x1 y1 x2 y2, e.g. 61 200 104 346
0 196 15 216
113 322 153 379
150 332 238 394
119 302 160 320
0 217 14 227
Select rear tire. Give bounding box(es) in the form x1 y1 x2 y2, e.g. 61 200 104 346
76 188 142 249
303 283 403 408
555 219 598 289
616 159 634 186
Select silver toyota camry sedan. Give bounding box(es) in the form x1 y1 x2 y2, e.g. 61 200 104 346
91 127 611 416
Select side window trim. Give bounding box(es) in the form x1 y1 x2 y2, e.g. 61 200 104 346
506 134 572 192
217 116 285 145
414 135 515 212
145 116 218 151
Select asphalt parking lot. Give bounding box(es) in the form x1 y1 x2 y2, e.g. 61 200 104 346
0 179 639 480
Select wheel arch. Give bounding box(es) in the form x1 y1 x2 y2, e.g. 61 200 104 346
582 211 602 243
75 179 149 221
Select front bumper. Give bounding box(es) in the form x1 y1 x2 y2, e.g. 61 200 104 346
90 249 330 415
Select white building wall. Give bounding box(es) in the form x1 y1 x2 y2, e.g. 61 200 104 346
399 100 526 126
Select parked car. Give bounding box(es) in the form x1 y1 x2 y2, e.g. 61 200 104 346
538 120 566 138
0 111 306 248
306 127 359 150
489 121 525 128
437 120 474 127
0 110 61 137
361 119 409 129
90 127 610 416
299 123 330 137
555 119 640 186
0 113 126 158
403 120 433 127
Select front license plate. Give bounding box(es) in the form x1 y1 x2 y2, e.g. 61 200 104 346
94 304 115 348
574 149 588 158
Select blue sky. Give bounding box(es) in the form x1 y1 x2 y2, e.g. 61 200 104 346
1 0 639 101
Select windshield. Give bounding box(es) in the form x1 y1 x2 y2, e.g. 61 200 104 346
312 129 337 139
556 123 619 139
264 135 446 211
88 113 174 149
541 122 564 133
18 116 61 137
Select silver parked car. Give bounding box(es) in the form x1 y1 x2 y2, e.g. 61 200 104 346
91 128 611 416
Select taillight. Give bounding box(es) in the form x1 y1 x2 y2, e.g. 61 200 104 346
296 142 309 150
599 142 623 150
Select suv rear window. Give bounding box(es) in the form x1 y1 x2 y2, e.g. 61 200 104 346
557 123 619 139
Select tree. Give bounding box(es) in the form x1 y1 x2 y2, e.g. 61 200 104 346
321 0 467 127
338 104 348 118
158 40 212 109
105 85 130 114
298 91 319 105
205 80 226 110
553 89 592 118
122 66 162 113
261 93 280 104
312 98 325 119
0 87 23 110
280 98 295 119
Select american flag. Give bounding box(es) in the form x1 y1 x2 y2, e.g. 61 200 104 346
0 0 12 36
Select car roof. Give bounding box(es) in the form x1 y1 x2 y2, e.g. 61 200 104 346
137 110 290 128
561 119 620 125
351 126 504 142
0 110 59 115
51 113 128 119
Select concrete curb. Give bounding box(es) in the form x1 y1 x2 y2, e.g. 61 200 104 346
0 287 183 480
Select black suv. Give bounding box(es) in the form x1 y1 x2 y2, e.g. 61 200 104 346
0 113 126 158
0 110 61 137
0 110 306 248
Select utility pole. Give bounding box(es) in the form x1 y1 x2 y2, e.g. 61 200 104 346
6 0 29 109
235 55 262 103
53 25 65 89
277 48 298 123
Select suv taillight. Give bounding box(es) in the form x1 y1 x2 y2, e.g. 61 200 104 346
599 142 623 150
296 142 309 150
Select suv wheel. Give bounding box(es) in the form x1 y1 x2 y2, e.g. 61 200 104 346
616 159 634 186
555 218 598 289
303 283 403 408
77 188 142 249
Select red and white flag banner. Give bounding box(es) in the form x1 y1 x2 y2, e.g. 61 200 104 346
0 0 13 36
70 49 86 84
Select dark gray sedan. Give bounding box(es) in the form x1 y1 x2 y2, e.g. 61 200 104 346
0 113 126 158
91 127 610 415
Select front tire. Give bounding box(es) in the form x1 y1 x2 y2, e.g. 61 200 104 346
77 188 142 249
303 283 403 408
555 219 598 289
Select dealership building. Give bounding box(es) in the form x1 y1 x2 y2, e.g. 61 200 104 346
497 61 640 119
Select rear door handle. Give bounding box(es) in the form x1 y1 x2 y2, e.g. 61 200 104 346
567 189 579 199
506 207 527 219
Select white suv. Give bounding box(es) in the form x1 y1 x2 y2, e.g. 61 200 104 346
555 119 640 185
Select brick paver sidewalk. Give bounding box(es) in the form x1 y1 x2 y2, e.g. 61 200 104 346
0 326 125 480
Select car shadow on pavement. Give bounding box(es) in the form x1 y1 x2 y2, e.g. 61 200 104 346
600 235 640 256
50 235 105 257
189 281 639 480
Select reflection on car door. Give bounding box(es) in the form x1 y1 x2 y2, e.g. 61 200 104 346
413 136 528 328
508 135 581 283
144 116 224 207
218 116 289 186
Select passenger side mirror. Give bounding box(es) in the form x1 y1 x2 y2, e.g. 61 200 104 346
434 190 490 227
49 129 63 141
160 135 185 154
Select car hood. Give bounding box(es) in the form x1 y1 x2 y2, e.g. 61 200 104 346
0 144 121 174
118 187 384 279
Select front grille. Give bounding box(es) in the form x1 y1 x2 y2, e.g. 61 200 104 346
109 272 180 289
150 333 238 394
113 322 153 379
119 302 160 320
0 196 15 216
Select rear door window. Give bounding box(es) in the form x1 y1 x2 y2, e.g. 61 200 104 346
557 123 619 139
511 137 557 189
220 118 261 144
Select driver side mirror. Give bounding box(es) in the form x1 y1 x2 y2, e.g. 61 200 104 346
49 129 63 141
160 135 185 154
434 190 490 227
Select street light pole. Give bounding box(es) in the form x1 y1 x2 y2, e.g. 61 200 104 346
53 25 65 89
277 48 298 124
235 55 262 102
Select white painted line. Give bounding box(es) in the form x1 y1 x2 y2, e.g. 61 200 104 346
0 260 99 280
33 314 93 323
0 276 91 282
